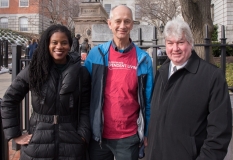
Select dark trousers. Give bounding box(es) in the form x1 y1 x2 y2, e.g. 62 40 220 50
89 134 140 160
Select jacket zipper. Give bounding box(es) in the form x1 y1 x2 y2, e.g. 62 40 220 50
55 73 62 159
98 48 107 147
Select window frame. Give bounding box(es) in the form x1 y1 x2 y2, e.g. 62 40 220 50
19 0 29 7
0 17 8 29
0 0 9 8
19 17 28 32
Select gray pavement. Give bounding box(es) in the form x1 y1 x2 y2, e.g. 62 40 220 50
0 72 11 98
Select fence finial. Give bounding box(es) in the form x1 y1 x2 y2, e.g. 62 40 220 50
221 25 225 39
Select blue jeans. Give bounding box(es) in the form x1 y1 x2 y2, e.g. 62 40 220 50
89 134 140 160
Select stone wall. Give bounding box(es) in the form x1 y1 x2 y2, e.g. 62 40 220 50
213 56 233 64
0 13 49 34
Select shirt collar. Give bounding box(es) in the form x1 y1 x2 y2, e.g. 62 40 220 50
170 60 188 71
169 60 188 78
111 38 134 53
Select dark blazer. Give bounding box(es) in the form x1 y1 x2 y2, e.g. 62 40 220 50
146 51 232 160
1 54 91 159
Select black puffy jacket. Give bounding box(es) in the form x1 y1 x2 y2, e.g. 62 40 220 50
1 54 91 160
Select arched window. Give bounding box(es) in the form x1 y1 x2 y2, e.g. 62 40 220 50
0 17 8 28
19 17 28 31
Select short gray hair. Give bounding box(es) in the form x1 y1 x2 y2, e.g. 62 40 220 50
164 17 194 47
109 5 133 20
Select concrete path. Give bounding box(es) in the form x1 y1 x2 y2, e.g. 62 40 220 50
0 72 11 98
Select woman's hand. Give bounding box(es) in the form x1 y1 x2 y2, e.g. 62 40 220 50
13 132 32 145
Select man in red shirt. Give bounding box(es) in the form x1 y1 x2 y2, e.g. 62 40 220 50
85 5 153 160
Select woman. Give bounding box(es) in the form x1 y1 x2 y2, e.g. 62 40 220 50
1 24 91 159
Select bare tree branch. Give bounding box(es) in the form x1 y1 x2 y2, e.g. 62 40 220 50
30 0 81 30
135 0 180 26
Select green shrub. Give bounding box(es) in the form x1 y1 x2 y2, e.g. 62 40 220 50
211 25 218 41
212 41 233 57
226 63 233 87
215 63 233 87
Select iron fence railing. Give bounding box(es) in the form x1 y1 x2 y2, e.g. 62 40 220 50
0 40 8 68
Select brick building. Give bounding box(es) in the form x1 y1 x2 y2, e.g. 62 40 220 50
0 0 78 34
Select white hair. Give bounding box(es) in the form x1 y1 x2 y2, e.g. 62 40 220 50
164 17 194 47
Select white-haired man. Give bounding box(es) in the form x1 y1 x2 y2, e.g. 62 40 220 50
146 18 232 160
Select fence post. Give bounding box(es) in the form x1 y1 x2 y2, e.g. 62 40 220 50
220 25 226 76
0 98 9 160
11 44 22 151
11 44 22 80
204 25 210 62
0 40 2 67
25 47 30 59
152 26 158 76
4 40 8 68
138 28 143 46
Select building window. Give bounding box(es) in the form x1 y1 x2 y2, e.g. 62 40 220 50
19 17 28 31
19 0 29 7
135 4 142 20
0 0 9 7
104 4 111 15
0 17 8 28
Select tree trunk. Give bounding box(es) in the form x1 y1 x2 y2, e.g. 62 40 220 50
179 0 214 63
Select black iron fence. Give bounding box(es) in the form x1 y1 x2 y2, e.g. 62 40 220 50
0 40 9 68
1 25 233 157
136 25 233 77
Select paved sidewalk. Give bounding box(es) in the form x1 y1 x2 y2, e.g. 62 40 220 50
0 72 11 98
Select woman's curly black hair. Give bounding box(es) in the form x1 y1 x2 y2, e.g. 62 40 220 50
29 24 72 96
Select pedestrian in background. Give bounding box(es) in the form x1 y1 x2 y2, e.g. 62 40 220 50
146 18 232 160
157 47 163 56
85 5 153 160
25 40 31 58
71 34 82 55
80 38 90 62
28 38 38 59
1 24 91 160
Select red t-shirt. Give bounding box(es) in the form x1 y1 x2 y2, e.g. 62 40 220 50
102 46 140 139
